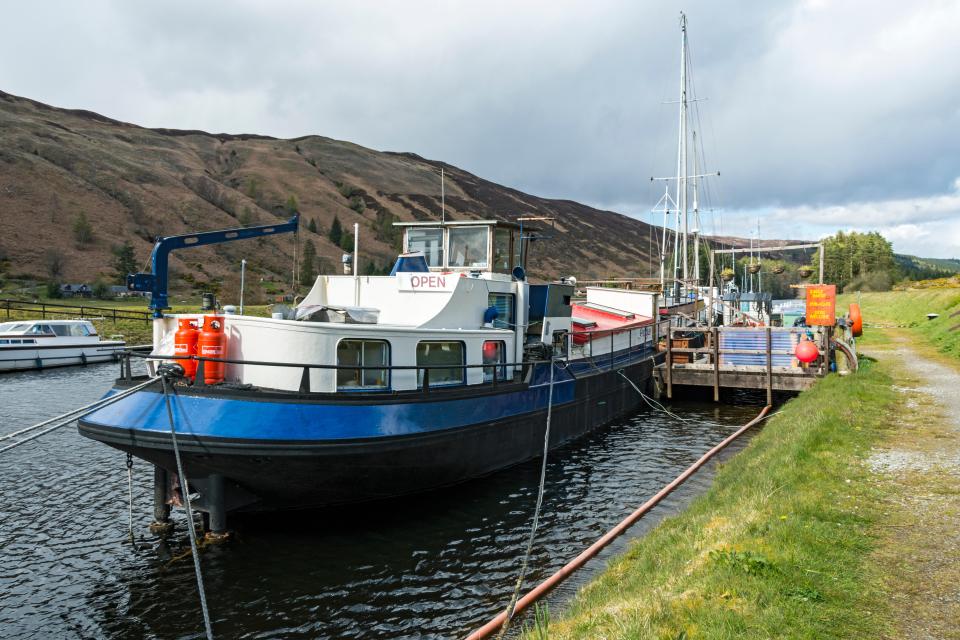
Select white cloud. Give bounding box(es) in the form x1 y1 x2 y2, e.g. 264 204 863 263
0 0 958 256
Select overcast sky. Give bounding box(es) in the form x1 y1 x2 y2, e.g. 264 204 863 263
2 0 958 258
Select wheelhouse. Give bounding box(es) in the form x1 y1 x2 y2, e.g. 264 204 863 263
395 220 529 274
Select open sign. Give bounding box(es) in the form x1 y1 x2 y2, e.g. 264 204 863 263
398 273 456 291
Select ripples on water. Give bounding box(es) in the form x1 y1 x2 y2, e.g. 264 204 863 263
0 363 766 639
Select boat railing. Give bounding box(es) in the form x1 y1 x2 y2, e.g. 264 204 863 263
119 322 664 393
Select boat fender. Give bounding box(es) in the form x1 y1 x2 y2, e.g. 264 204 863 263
848 303 863 337
795 339 818 363
199 316 226 384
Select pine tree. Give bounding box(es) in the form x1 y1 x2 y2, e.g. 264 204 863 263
307 218 318 234
111 240 138 283
300 240 316 286
328 215 343 246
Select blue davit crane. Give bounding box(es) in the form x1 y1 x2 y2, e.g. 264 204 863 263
128 215 300 317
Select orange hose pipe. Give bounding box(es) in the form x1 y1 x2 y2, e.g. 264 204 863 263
466 404 773 640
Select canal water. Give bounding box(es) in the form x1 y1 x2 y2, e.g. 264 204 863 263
0 363 766 639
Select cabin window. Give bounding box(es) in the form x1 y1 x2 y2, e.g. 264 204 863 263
492 228 513 272
0 339 7 344
417 341 465 387
487 293 515 329
448 227 489 269
337 340 390 390
27 324 54 335
407 228 444 267
70 324 94 337
10 324 29 332
51 325 70 337
482 340 506 382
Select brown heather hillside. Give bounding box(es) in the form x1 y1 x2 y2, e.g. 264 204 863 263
0 89 669 301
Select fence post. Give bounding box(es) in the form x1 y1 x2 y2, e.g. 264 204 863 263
766 326 773 406
712 326 720 402
665 330 673 400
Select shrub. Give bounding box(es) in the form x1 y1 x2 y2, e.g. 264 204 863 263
72 212 93 247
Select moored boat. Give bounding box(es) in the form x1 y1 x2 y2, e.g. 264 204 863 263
78 218 665 525
0 319 125 372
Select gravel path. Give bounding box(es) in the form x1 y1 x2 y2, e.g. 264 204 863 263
865 338 960 640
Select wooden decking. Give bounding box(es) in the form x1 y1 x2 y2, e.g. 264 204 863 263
655 326 829 403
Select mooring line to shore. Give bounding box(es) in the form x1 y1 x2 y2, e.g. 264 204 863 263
161 375 215 640
466 403 773 640
494 358 558 640
0 377 160 455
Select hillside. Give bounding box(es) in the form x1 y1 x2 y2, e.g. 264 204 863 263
0 89 667 301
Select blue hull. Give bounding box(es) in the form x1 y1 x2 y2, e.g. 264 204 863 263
78 353 657 510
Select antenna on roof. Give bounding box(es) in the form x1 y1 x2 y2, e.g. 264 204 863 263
441 166 445 224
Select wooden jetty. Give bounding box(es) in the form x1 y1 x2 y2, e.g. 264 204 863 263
656 325 830 404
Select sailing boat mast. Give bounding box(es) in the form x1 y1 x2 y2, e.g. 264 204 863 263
676 12 689 286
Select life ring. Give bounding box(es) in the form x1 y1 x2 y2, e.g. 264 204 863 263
848 303 862 337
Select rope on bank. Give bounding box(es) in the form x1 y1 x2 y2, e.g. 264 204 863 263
494 358 558 640
465 404 773 640
161 375 214 640
0 377 161 455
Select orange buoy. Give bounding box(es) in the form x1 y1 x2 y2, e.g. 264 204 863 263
173 318 200 380
848 303 863 337
199 315 226 384
795 338 819 364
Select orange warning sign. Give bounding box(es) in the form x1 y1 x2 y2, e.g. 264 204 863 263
805 285 836 326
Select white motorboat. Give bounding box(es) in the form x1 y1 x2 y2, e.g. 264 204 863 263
0 319 126 372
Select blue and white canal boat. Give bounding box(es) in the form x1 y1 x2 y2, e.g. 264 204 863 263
79 218 663 525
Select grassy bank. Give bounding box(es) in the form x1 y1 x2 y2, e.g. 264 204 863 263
838 288 960 359
523 360 898 639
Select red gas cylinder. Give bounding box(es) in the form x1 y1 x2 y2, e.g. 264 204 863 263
173 318 200 380
795 338 819 364
199 316 226 384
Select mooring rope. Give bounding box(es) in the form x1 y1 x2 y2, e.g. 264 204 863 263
160 376 214 640
616 369 700 424
0 377 160 455
495 357 557 640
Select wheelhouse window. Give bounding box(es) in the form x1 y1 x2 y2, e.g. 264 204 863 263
406 228 444 268
51 325 70 337
337 339 390 390
417 341 465 387
71 323 95 337
492 228 513 273
448 227 489 269
487 293 515 330
482 340 506 382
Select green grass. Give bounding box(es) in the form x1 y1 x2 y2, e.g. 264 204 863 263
523 360 898 639
838 288 960 360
